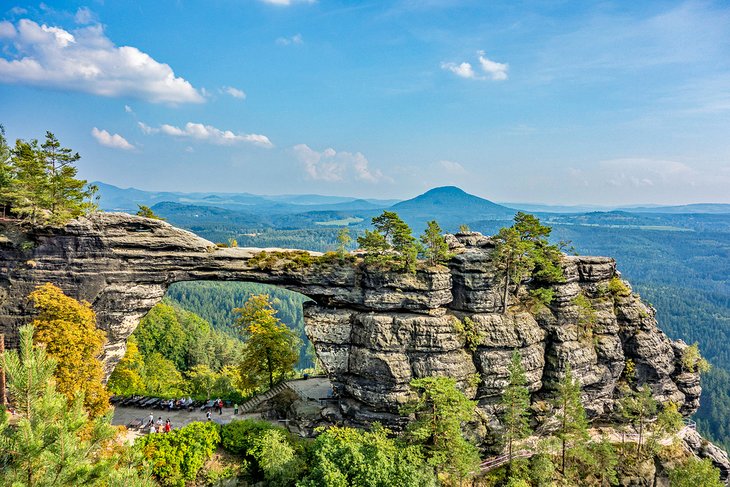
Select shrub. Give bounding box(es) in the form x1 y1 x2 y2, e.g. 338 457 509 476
220 419 280 455
136 421 221 487
608 277 631 297
681 342 711 374
453 316 483 352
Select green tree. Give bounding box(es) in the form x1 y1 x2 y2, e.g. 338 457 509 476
0 325 151 486
420 220 451 266
250 429 301 486
501 350 532 474
136 204 164 220
402 376 480 482
357 211 418 272
681 342 711 373
300 425 436 487
108 335 146 396
143 352 184 396
41 131 90 223
234 294 301 390
9 138 48 224
494 213 564 313
0 124 14 217
552 364 589 475
572 293 597 341
29 283 110 418
619 385 657 456
185 364 219 399
336 227 352 256
668 457 724 487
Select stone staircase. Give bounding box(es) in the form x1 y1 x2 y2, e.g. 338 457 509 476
238 382 291 414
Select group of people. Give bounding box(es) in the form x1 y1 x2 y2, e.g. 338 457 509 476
146 414 173 434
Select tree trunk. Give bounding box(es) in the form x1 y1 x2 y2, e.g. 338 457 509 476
502 262 511 314
266 348 273 389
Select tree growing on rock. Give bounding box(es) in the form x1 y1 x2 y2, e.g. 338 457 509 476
420 220 451 266
494 212 563 313
501 350 532 474
357 211 419 272
136 204 164 220
402 376 480 482
29 283 110 418
234 294 301 390
3 130 96 224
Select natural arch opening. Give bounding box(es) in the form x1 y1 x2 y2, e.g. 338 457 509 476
107 280 318 403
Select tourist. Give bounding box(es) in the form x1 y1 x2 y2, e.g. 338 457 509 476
164 419 171 433
156 416 163 429
146 412 154 427
149 423 156 435
234 403 238 415
206 410 211 421
218 398 223 415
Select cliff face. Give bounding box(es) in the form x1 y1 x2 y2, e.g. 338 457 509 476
0 214 702 425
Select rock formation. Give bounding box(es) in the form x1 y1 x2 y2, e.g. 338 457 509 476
0 213 724 474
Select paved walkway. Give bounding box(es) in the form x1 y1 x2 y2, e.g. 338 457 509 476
111 405 261 443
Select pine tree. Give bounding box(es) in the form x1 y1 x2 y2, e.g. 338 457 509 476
552 364 589 475
29 283 111 418
136 204 164 220
402 376 480 482
336 227 352 256
9 138 49 224
234 294 301 390
0 325 152 486
501 350 532 474
420 220 450 266
619 385 657 456
0 125 14 217
494 213 564 313
41 131 87 223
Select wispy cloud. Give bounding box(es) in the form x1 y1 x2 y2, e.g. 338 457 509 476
221 86 246 99
276 33 303 46
74 7 96 25
91 127 134 150
0 19 204 104
442 51 508 80
139 121 273 148
293 144 387 183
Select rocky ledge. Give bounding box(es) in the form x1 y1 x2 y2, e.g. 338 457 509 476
0 213 724 473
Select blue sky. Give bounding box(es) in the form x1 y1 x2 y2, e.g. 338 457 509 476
1 0 729 204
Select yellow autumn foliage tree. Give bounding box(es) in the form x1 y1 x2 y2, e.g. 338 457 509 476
29 283 111 418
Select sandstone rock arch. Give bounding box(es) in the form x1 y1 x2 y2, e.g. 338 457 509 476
0 213 701 426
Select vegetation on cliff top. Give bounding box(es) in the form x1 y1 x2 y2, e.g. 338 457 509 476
0 126 96 225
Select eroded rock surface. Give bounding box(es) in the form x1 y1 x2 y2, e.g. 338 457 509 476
0 214 706 433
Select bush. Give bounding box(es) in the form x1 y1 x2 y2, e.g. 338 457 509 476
220 419 280 455
608 277 631 297
136 421 221 487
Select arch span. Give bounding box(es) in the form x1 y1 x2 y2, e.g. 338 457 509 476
0 212 702 428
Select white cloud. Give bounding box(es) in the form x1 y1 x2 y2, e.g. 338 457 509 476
221 86 246 99
0 21 16 38
442 51 508 81
7 7 28 15
293 144 386 183
141 121 273 148
91 127 134 150
124 104 133 113
440 61 477 79
260 0 316 5
74 7 96 25
435 160 467 174
0 19 204 104
276 33 303 46
477 51 508 80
